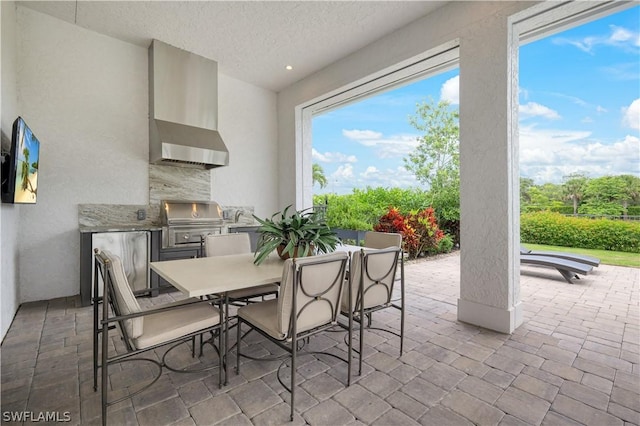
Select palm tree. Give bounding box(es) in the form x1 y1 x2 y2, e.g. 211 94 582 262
562 173 587 215
312 163 328 189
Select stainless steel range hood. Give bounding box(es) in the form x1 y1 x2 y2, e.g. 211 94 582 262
149 40 229 169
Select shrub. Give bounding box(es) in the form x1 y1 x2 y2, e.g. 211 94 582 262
425 234 454 255
578 201 624 216
550 206 575 215
407 207 445 255
374 207 419 256
374 207 445 258
521 211 640 253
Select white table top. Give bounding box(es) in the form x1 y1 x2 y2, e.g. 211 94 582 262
150 253 285 298
150 245 366 298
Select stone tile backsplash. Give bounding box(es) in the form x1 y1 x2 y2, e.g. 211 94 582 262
79 165 255 227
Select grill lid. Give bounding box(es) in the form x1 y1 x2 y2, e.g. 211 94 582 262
161 200 223 225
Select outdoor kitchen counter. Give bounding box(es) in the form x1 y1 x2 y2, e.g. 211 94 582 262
79 224 163 233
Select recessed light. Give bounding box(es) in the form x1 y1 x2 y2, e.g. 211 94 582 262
285 65 293 70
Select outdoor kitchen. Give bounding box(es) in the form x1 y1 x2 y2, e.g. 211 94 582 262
76 40 263 305
78 164 259 306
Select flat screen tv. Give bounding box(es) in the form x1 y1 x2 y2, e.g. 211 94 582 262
1 116 40 204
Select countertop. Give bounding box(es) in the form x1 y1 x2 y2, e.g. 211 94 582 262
79 224 163 233
79 221 259 233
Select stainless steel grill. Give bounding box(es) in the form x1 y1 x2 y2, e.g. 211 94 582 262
161 200 225 248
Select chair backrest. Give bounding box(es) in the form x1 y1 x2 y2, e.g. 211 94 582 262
205 233 251 257
364 231 402 249
277 252 348 338
94 250 143 340
344 247 400 312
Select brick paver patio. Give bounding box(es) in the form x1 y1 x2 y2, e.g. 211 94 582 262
1 252 638 425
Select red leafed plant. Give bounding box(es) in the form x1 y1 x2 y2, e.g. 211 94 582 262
374 206 444 258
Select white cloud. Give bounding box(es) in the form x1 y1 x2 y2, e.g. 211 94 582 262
622 98 640 130
342 129 382 140
356 165 419 190
440 75 459 105
600 62 640 81
609 25 639 46
312 148 357 163
342 129 419 158
596 105 608 114
331 164 354 179
520 125 640 183
361 166 378 178
552 25 640 54
519 102 561 120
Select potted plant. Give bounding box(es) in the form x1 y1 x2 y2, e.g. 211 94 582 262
253 205 341 265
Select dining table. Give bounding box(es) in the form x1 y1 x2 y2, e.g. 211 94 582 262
150 245 364 299
149 245 365 382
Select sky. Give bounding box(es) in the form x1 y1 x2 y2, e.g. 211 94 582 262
312 6 640 195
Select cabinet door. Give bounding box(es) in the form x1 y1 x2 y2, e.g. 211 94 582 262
159 248 200 261
92 231 150 298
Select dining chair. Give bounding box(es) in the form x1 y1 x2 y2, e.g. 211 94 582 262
93 249 224 426
202 233 280 373
235 251 350 421
364 230 403 249
202 233 279 302
342 246 404 378
360 230 403 326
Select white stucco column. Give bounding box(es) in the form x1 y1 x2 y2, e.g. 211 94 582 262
457 12 522 334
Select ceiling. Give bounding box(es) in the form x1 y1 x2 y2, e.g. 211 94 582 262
18 1 447 92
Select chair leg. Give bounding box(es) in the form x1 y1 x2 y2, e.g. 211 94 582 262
347 310 353 386
224 294 229 385
219 302 224 388
236 319 241 375
359 308 364 376
101 323 109 426
290 336 297 421
93 304 98 392
400 257 405 355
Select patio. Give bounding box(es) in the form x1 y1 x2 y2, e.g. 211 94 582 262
1 252 638 425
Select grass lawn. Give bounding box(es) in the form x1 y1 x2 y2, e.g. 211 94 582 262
522 243 640 268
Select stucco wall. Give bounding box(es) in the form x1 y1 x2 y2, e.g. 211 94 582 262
212 73 279 219
16 7 149 303
11 6 278 304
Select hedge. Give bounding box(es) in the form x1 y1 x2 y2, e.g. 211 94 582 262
627 206 640 216
521 212 640 253
523 205 574 214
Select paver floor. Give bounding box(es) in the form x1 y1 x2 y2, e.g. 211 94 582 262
2 252 638 425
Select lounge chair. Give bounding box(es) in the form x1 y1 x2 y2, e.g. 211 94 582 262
520 245 600 267
520 254 593 283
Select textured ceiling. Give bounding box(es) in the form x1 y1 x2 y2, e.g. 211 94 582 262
18 1 446 92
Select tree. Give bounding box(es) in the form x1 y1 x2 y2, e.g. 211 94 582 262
404 98 459 193
404 98 460 243
520 177 535 205
619 174 640 216
562 173 588 215
312 163 328 189
579 175 628 216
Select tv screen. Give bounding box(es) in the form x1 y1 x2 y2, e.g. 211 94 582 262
1 117 40 204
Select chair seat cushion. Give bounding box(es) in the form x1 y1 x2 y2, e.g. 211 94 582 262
228 283 279 300
133 302 221 349
237 299 284 341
